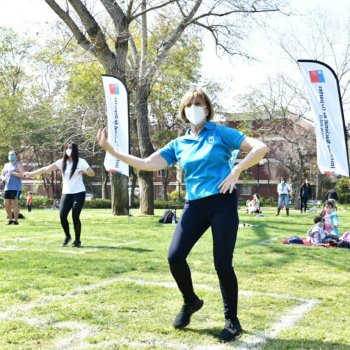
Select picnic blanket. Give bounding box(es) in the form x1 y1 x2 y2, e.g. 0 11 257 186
282 236 350 248
282 236 334 248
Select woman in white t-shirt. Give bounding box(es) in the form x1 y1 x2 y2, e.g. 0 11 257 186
24 143 95 247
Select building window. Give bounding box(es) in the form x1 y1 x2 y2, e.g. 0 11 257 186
240 185 252 195
157 170 162 177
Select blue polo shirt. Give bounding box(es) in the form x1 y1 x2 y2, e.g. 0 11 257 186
159 121 246 200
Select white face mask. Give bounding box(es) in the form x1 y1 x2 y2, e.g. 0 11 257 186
185 105 206 126
66 149 72 157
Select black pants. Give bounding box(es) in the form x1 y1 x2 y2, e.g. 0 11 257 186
59 191 85 242
300 196 309 212
168 191 239 321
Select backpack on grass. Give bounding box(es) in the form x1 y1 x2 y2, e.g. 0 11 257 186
159 209 176 224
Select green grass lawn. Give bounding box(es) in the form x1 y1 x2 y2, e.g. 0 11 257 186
0 207 349 350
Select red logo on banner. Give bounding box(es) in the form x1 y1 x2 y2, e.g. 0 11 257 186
309 70 325 83
109 84 120 95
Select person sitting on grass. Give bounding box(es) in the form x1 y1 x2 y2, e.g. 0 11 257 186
307 215 339 245
246 194 261 215
307 216 325 245
322 200 339 238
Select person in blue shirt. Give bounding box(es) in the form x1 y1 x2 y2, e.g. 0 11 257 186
1 150 25 225
97 87 268 342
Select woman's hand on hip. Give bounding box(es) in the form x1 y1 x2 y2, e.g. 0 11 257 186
218 169 240 194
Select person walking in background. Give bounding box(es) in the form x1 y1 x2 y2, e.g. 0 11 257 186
276 177 291 216
26 191 33 212
24 143 95 247
97 87 268 342
299 179 312 213
1 150 25 225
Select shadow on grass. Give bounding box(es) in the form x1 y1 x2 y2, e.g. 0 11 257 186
180 325 222 338
265 338 350 350
82 245 153 253
181 328 350 349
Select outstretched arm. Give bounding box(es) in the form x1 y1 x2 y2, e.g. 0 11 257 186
24 163 59 178
97 127 168 171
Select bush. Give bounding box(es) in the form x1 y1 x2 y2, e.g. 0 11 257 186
260 197 277 207
83 199 111 208
168 189 186 201
154 199 185 209
130 199 184 209
18 195 54 208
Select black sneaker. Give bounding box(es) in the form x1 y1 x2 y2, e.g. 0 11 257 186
7 220 14 225
72 240 81 248
13 221 19 225
219 318 243 342
62 236 72 246
173 299 204 329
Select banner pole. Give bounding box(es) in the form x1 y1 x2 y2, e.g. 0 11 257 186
128 179 132 224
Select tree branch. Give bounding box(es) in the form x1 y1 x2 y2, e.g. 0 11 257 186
67 0 112 54
45 0 93 52
189 7 280 24
144 0 202 82
131 0 177 21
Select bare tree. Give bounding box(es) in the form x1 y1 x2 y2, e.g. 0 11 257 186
241 75 317 206
44 0 284 214
276 10 350 199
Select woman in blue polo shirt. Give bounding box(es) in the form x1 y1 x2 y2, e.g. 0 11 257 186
1 150 25 225
97 88 268 342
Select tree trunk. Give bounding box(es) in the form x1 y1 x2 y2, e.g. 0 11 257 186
111 173 129 215
138 170 154 214
135 83 155 214
101 168 108 199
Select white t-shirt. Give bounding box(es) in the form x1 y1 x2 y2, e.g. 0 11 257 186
55 158 90 194
277 182 291 195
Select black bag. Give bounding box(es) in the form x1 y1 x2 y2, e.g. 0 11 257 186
159 209 175 224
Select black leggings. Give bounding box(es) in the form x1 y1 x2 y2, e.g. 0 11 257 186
59 191 85 241
300 196 309 212
168 191 239 321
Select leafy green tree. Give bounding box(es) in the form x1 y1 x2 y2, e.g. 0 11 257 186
0 27 32 157
335 177 350 204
